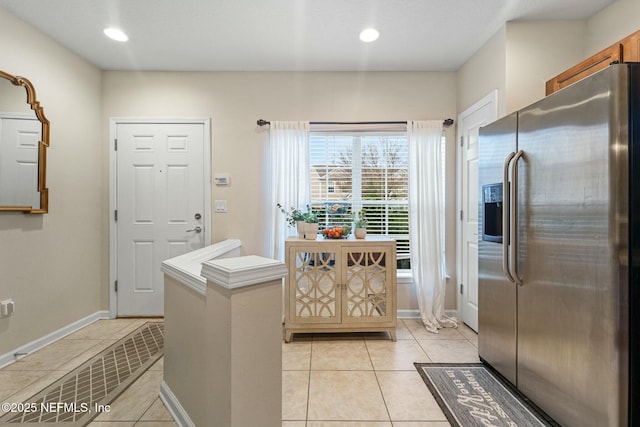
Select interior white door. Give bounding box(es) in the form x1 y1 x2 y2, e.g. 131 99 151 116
116 122 206 316
457 92 497 332
0 117 40 207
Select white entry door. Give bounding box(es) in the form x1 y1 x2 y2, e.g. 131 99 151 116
115 122 208 316
457 91 497 332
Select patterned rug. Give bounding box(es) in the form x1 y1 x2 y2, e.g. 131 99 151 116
415 363 559 427
0 322 164 426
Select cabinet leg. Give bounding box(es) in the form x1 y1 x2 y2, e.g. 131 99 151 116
389 329 397 342
284 330 293 343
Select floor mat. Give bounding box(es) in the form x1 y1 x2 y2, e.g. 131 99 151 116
415 363 559 427
0 322 164 426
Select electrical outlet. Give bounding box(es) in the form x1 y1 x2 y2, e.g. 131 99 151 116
0 299 14 318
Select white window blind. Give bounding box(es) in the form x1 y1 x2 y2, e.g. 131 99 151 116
309 131 412 269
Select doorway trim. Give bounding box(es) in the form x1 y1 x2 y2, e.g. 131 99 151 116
108 117 212 318
455 91 498 329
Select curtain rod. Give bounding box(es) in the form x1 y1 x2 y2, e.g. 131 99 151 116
257 118 454 127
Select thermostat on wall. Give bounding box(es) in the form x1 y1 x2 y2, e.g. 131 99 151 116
214 174 230 186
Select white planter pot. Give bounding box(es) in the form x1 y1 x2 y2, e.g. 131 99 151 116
296 221 305 239
304 222 319 240
354 228 367 239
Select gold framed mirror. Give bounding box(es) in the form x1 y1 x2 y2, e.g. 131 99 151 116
0 70 49 213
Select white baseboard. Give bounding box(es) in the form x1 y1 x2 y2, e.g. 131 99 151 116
397 309 420 319
396 309 459 320
0 310 110 369
445 309 459 320
160 381 196 427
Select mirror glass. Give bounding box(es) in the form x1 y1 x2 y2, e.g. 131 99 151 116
0 70 49 213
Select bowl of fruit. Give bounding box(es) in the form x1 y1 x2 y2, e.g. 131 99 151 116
322 226 351 239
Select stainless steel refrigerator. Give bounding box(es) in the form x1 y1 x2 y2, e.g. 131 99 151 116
478 63 640 427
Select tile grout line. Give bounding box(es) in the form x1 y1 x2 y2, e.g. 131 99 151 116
403 318 422 342
365 335 393 424
405 319 434 363
305 337 314 424
136 396 162 423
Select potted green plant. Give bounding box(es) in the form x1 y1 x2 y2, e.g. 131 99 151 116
277 204 305 238
353 209 368 239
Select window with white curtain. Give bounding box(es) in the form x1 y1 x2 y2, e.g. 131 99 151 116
309 127 446 271
309 130 412 269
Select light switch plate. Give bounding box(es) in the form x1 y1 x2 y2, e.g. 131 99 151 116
215 200 228 213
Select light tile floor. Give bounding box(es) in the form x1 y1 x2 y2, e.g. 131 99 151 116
0 318 479 426
283 319 479 426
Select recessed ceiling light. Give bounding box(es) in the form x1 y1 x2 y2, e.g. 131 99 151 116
359 28 379 43
103 28 129 42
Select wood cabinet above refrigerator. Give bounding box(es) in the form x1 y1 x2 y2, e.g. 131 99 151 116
545 29 640 96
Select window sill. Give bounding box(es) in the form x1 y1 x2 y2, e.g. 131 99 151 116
397 270 413 284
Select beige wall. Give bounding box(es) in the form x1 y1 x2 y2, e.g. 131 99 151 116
102 71 458 310
456 28 507 115
0 9 103 354
586 0 640 56
163 277 206 426
457 21 585 116
505 21 586 113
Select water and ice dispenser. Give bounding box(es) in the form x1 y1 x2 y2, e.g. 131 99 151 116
482 183 503 243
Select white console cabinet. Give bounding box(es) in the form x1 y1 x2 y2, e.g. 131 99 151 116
284 236 397 342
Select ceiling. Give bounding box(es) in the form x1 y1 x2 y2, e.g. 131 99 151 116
0 0 616 72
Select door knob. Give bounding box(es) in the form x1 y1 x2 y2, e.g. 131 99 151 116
186 226 202 233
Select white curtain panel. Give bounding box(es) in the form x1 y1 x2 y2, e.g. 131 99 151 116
408 120 457 333
268 121 310 260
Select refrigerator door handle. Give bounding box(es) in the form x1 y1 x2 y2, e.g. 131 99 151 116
503 151 517 283
510 150 525 286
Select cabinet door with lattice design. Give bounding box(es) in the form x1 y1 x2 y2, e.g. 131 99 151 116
342 245 394 324
288 247 341 324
